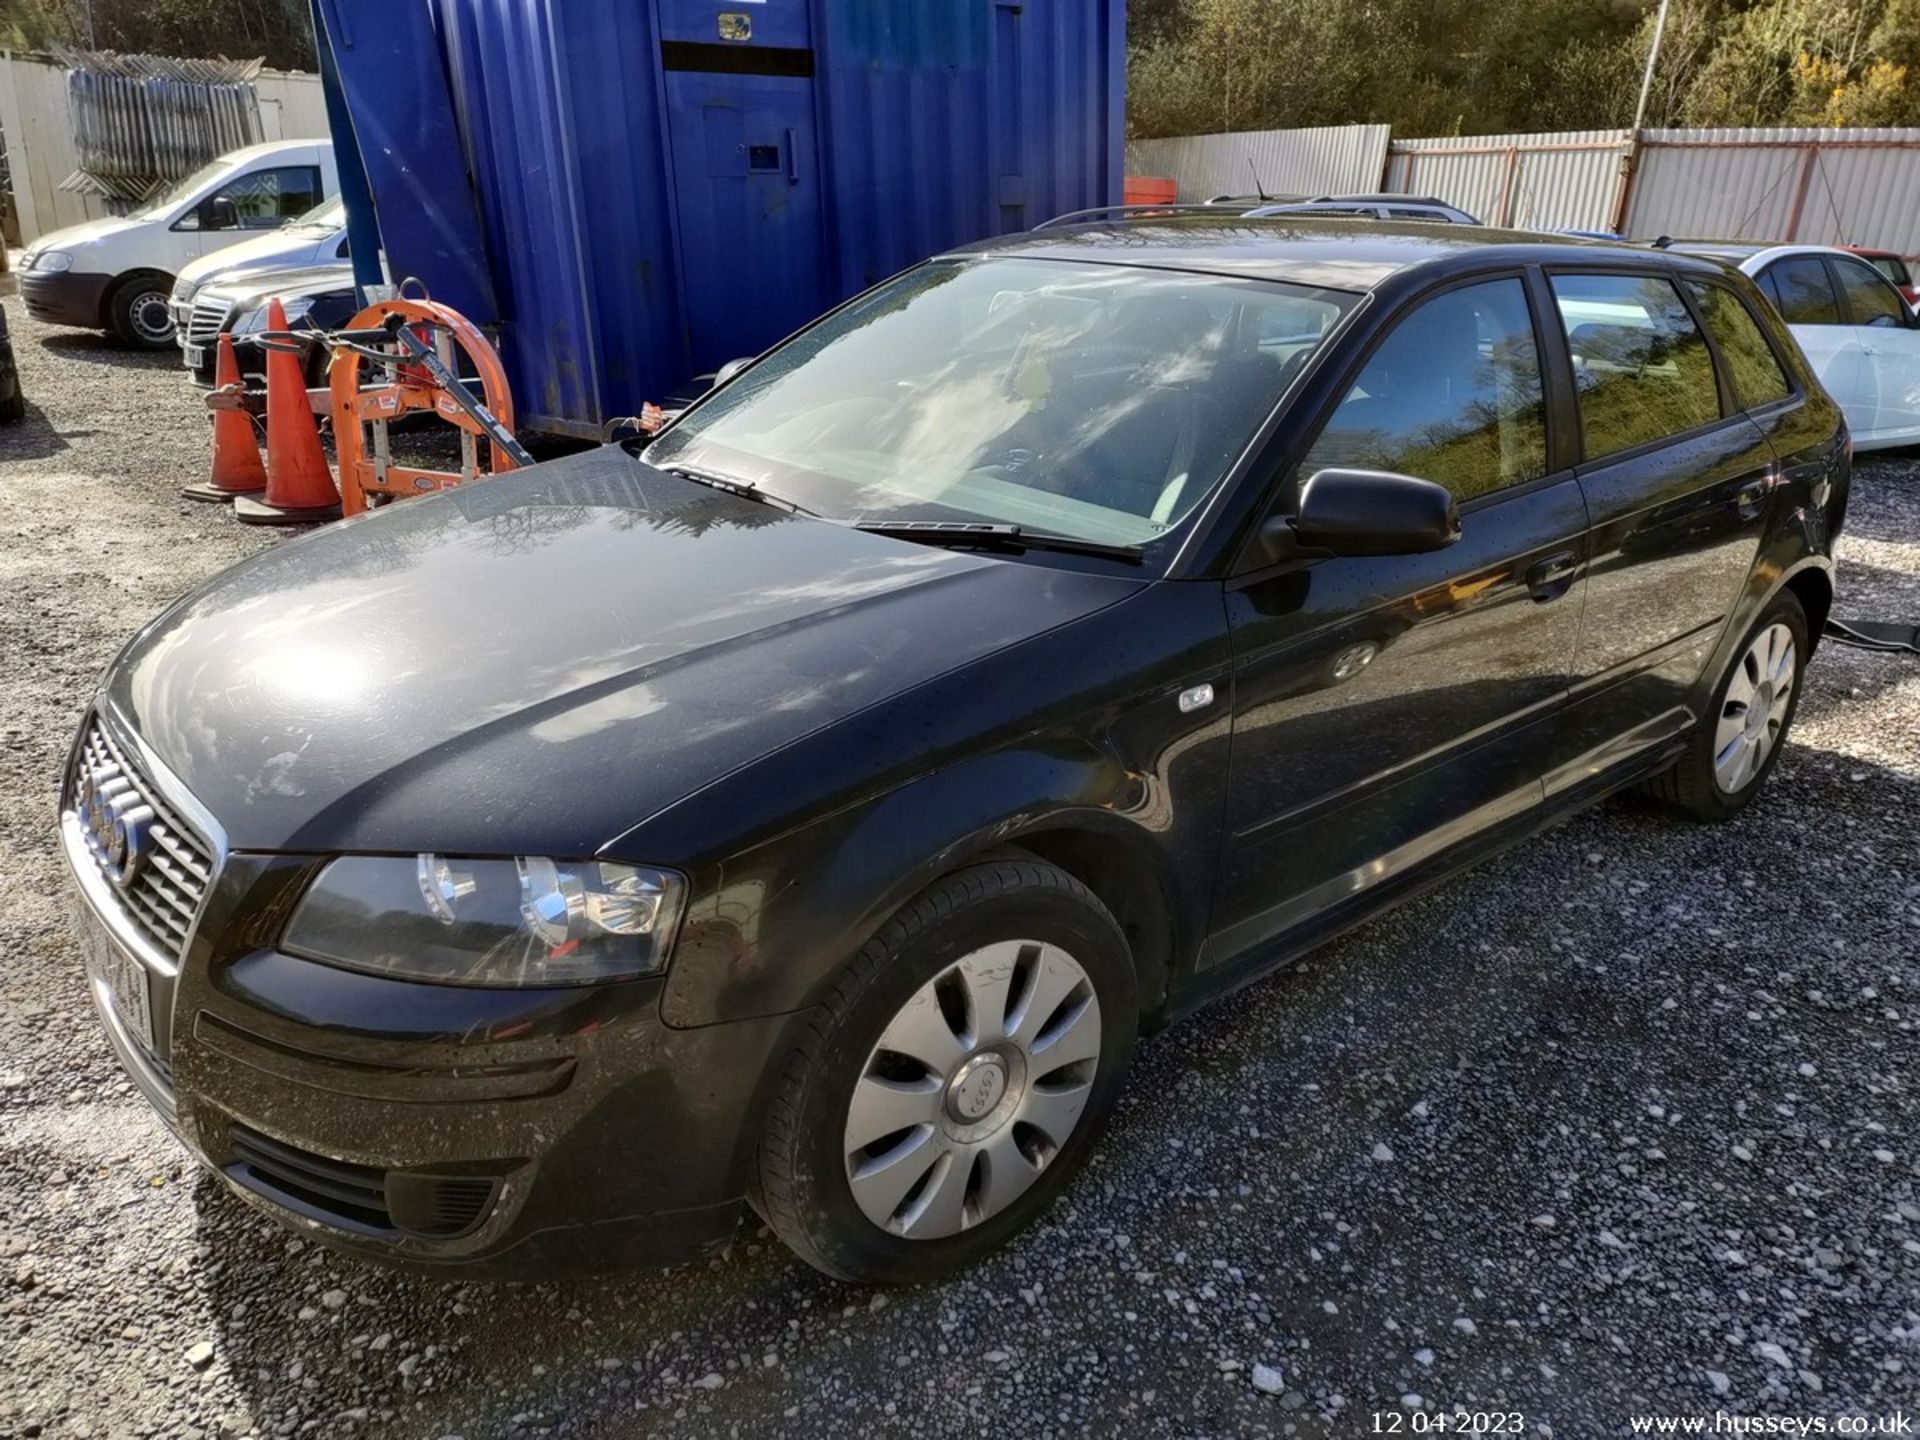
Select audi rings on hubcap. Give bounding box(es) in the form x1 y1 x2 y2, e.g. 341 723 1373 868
843 940 1102 1239
1714 622 1795 793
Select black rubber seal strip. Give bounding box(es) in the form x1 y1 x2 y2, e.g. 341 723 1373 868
660 41 815 77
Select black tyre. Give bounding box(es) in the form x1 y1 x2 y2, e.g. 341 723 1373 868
1644 589 1808 822
107 275 176 349
753 858 1137 1284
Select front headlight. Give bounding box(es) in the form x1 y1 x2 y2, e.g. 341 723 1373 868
233 294 316 333
31 250 73 272
282 854 688 987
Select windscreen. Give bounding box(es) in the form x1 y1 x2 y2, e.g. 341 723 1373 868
646 258 1354 548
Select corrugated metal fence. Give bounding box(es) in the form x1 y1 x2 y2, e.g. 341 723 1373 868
1126 125 1390 203
1135 123 1920 257
1385 130 1627 232
0 51 330 244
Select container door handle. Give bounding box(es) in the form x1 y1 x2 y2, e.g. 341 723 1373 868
785 128 799 185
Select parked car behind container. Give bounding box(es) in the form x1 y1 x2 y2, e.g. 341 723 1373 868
63 220 1846 1286
179 263 357 387
1674 241 1920 449
17 140 336 349
1246 194 1480 224
170 196 349 345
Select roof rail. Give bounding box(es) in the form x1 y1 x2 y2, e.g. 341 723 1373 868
1032 202 1263 231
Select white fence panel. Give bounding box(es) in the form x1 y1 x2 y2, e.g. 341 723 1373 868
1630 129 1920 254
1 52 329 246
1124 125 1390 203
1385 131 1628 231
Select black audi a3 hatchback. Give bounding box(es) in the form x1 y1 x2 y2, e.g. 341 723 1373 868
63 220 1848 1284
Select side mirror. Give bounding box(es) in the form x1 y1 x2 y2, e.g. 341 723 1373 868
712 356 755 388
1262 467 1461 561
203 196 239 231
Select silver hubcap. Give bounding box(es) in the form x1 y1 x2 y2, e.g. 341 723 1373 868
1714 622 1795 793
843 940 1102 1240
129 291 173 342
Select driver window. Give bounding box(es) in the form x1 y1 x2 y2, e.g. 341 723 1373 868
200 166 323 231
1299 278 1547 503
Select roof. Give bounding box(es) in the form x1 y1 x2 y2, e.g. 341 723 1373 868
950 217 1684 293
220 138 333 163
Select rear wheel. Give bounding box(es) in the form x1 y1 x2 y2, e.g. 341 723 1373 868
753 859 1137 1283
1645 590 1808 821
107 275 176 349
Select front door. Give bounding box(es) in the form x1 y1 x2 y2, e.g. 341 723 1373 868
1212 275 1587 966
661 7 830 377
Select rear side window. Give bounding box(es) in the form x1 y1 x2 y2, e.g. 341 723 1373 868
1551 272 1721 460
1683 281 1792 409
1759 257 1842 325
1300 277 1547 502
1830 256 1909 328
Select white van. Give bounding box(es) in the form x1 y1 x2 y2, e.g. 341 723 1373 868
17 139 337 349
170 195 350 338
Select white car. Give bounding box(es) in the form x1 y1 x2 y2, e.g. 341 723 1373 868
1676 241 1920 450
16 139 337 349
170 195 348 343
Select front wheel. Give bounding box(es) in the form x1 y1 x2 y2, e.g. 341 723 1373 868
107 275 176 349
753 859 1137 1284
1645 590 1808 821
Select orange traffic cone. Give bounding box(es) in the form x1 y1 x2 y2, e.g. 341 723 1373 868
233 298 340 525
183 333 267 502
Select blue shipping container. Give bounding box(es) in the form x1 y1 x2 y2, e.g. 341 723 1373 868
322 0 1124 437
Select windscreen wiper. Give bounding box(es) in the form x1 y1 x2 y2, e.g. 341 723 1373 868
662 464 818 517
853 520 1143 563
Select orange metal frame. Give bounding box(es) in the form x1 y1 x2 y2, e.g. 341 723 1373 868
328 297 519 516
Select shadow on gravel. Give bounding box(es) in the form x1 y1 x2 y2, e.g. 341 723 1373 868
0 399 72 460
35 332 177 372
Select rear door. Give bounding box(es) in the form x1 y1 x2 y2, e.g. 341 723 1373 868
1212 274 1588 964
1828 251 1920 441
1753 255 1871 436
1546 268 1778 789
660 2 831 375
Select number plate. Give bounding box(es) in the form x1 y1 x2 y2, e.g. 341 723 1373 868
183 344 205 370
84 908 155 1051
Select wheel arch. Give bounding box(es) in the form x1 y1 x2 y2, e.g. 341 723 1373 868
101 268 176 326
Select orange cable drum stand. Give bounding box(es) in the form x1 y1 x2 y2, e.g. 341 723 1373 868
328 296 521 516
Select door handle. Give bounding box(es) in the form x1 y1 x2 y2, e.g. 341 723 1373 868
1524 551 1578 602
1736 473 1776 520
785 127 799 185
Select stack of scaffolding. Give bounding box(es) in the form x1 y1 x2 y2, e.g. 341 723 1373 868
54 48 265 208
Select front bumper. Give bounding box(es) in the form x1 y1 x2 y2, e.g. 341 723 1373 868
20 268 111 328
62 799 793 1278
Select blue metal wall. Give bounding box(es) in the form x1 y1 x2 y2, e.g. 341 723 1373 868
335 0 1122 436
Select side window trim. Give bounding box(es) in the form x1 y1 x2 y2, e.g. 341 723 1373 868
1544 263 1748 470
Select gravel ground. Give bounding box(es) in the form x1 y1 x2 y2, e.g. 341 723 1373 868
1 295 1917 1440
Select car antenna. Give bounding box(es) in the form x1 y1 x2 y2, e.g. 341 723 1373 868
1246 155 1272 203
1652 235 1673 248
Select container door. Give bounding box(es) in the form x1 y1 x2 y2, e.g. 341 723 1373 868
662 36 829 375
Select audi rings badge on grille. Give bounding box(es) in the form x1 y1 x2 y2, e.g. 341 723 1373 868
78 762 153 889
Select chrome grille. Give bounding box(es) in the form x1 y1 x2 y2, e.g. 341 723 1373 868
186 297 234 348
71 720 215 962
